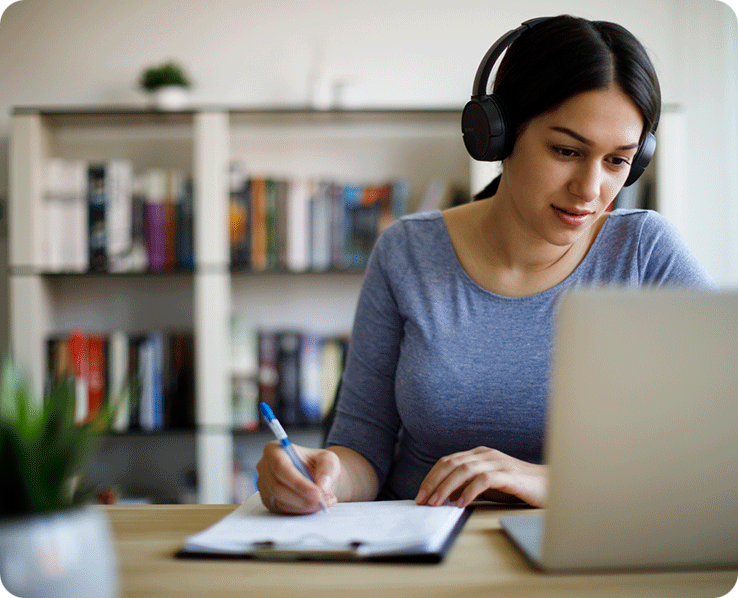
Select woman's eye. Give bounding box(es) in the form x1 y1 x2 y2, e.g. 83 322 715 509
609 156 631 167
553 146 578 158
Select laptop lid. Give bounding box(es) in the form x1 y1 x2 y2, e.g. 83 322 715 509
506 289 738 572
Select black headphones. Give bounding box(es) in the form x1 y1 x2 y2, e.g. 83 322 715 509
461 17 656 187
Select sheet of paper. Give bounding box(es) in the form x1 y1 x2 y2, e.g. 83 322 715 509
184 493 465 554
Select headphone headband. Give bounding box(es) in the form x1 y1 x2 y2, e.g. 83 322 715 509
471 17 551 97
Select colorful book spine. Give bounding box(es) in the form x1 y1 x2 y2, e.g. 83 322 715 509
285 178 311 272
68 329 88 424
277 331 302 425
257 330 279 420
177 178 195 270
108 330 130 433
106 160 134 272
265 179 279 270
168 332 195 429
87 334 107 421
310 180 331 271
299 333 323 424
229 163 249 268
250 177 268 271
163 171 179 271
144 169 167 271
87 164 107 272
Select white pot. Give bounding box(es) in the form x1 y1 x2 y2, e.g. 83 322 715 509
152 85 189 110
0 506 120 598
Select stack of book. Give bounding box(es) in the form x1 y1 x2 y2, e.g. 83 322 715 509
42 158 194 273
45 329 195 432
229 162 410 272
230 314 347 430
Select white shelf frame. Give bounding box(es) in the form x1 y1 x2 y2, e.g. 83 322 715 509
8 106 469 505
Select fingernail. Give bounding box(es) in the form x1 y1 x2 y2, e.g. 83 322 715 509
415 490 427 504
429 493 439 506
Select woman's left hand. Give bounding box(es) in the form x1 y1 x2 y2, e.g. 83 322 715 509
415 447 548 509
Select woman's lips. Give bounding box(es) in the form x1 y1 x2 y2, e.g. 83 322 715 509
552 205 591 226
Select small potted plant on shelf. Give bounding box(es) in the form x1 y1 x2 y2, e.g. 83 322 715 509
0 361 122 598
139 60 193 110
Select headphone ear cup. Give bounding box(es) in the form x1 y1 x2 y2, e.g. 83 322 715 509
624 131 656 187
462 95 511 162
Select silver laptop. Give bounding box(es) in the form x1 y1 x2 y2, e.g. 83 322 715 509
500 288 738 572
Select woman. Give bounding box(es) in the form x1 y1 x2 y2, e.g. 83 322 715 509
256 15 715 514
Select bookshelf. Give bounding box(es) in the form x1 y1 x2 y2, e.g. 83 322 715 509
8 106 470 504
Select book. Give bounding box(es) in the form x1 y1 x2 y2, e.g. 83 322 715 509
177 178 196 270
284 177 311 272
126 174 150 272
68 329 88 424
310 180 332 271
138 333 164 432
108 330 130 433
177 492 471 563
68 161 90 273
320 336 345 419
249 177 268 271
298 333 323 424
87 334 107 421
265 178 279 270
229 163 249 268
87 164 108 272
257 330 279 420
163 170 181 270
144 169 167 271
106 160 134 273
276 331 301 425
168 332 195 429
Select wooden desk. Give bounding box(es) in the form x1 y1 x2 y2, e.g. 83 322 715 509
103 504 736 598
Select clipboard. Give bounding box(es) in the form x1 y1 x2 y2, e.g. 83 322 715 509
175 493 473 563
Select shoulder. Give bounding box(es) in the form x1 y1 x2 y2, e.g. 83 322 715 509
366 210 448 278
602 209 715 287
607 207 694 243
601 208 683 246
375 210 446 253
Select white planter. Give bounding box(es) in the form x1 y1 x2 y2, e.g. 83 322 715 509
0 506 120 598
152 85 189 110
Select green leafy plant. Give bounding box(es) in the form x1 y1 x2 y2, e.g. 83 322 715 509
0 361 125 519
139 61 192 92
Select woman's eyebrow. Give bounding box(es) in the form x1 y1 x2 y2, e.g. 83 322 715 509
549 126 639 150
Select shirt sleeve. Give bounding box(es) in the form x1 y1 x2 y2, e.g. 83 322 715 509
325 222 406 491
637 211 717 288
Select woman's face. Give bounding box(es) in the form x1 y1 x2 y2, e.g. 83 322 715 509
500 85 644 248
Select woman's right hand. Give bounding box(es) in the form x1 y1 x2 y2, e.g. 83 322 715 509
256 441 340 514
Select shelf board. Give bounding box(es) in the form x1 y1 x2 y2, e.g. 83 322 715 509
9 266 365 278
105 423 323 437
12 105 463 129
9 266 197 277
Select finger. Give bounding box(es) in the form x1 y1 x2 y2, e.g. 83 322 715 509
455 471 516 509
271 481 324 514
426 459 495 506
308 451 340 496
415 450 489 504
260 442 325 508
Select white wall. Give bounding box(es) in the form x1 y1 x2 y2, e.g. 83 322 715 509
0 0 736 348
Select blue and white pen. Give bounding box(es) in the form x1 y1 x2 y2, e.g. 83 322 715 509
259 402 329 512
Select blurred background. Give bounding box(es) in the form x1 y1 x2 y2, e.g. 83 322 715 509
0 0 735 505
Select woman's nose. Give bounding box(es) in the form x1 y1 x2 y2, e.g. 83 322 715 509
568 162 602 202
